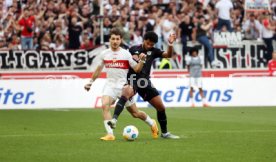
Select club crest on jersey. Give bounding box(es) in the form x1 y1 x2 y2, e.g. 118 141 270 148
147 51 152 56
112 58 117 62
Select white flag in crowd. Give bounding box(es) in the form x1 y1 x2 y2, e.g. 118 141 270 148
244 0 271 12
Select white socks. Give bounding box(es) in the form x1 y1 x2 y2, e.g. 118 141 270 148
111 118 117 123
105 116 154 134
104 120 113 135
144 115 154 126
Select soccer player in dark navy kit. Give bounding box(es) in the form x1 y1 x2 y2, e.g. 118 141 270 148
108 31 179 139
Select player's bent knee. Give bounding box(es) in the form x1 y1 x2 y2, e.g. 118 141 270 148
102 106 109 110
122 85 135 98
102 103 111 110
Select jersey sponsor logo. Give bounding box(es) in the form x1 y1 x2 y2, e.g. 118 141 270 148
147 51 152 56
104 60 129 69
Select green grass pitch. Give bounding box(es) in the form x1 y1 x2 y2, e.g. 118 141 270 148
0 107 276 162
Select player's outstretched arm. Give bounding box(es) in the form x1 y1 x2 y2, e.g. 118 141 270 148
84 65 104 91
162 33 176 58
132 53 147 73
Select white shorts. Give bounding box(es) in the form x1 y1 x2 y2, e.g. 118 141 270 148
189 77 203 88
102 84 135 107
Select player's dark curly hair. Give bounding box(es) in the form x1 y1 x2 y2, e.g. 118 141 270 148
189 47 199 55
143 31 158 43
110 28 123 38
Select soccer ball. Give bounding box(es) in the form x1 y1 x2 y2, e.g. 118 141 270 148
123 125 139 141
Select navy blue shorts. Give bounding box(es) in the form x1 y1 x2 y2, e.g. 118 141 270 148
128 78 160 101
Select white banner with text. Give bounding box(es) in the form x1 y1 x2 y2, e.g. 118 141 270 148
1 77 276 109
244 0 271 12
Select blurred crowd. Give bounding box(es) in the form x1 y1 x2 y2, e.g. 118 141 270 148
0 0 275 64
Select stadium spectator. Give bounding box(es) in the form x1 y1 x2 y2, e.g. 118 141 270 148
153 13 163 49
137 16 154 36
268 52 276 76
80 31 93 49
131 29 143 46
53 25 66 44
243 13 262 40
8 34 20 50
231 1 244 32
164 1 177 15
67 12 88 49
272 0 276 20
155 22 164 46
187 47 208 107
231 8 243 32
0 20 11 44
34 21 48 50
215 0 233 32
161 13 176 47
262 17 275 63
103 17 113 42
55 36 65 50
0 39 5 49
194 15 219 68
40 32 54 50
16 7 46 50
179 14 195 68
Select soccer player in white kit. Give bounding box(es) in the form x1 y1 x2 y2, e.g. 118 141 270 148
187 47 208 107
84 28 158 141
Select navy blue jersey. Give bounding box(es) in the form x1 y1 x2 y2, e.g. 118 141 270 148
127 45 164 79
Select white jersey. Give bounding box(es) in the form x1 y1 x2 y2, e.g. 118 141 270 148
97 47 137 89
215 0 233 20
262 25 274 38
